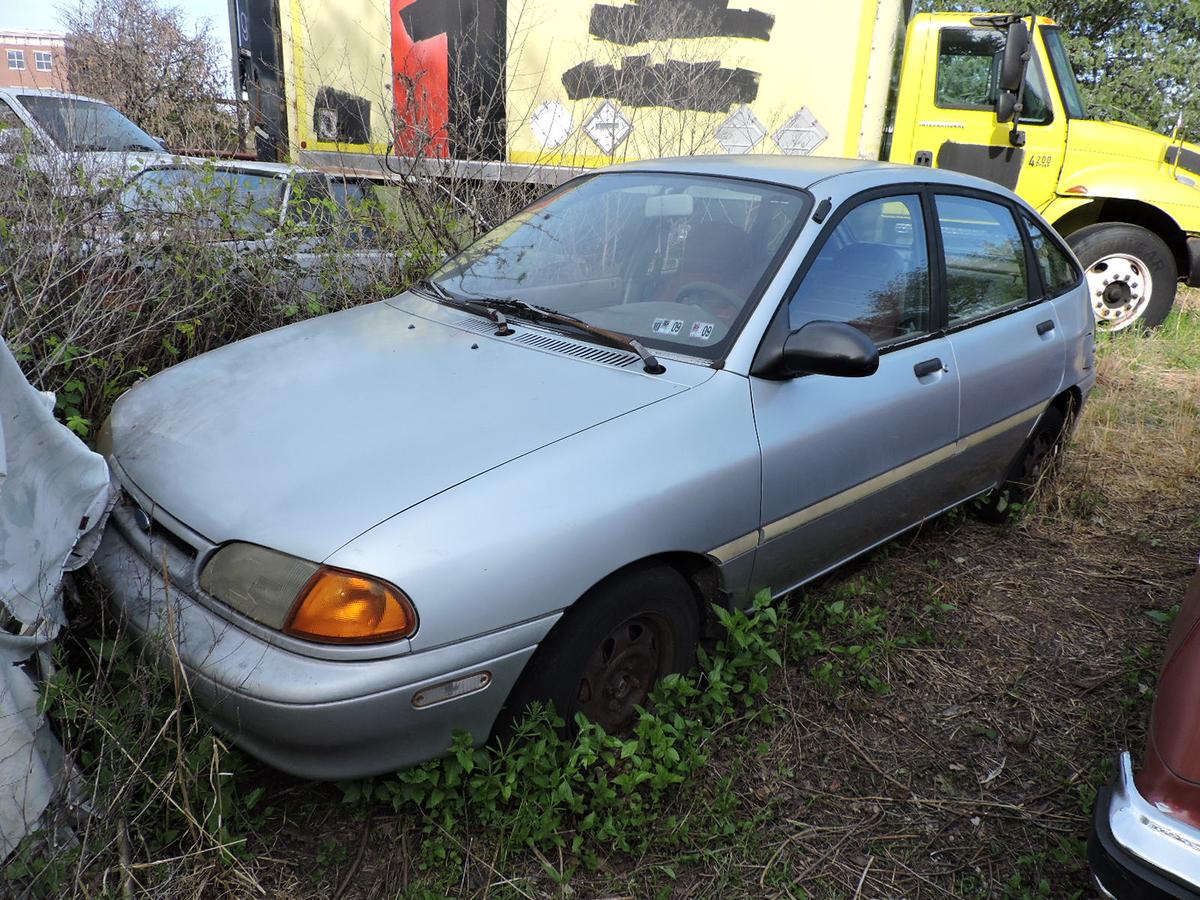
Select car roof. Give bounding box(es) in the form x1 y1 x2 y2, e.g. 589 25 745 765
0 88 114 104
605 153 1022 198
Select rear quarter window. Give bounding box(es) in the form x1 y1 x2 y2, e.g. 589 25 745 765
1025 216 1081 296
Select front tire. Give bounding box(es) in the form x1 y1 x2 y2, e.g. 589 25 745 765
494 566 701 737
1066 223 1177 331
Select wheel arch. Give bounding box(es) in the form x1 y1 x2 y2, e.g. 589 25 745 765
1050 198 1189 279
572 551 729 635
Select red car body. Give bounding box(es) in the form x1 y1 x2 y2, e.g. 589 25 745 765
1091 562 1200 898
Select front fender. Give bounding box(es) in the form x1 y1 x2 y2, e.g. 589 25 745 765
1053 160 1200 232
326 369 764 651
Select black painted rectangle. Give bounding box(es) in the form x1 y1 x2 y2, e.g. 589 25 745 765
589 0 774 45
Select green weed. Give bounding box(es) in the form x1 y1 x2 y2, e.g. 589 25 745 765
339 590 783 878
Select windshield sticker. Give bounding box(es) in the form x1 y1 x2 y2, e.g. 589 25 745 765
690 321 716 341
652 317 685 336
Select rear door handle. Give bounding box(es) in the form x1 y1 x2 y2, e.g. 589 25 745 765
913 358 945 378
1036 319 1055 335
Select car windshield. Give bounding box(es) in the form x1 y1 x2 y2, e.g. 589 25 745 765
1041 26 1087 119
119 167 286 236
430 172 809 359
18 95 164 153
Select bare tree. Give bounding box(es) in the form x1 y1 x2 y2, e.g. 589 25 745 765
62 0 236 152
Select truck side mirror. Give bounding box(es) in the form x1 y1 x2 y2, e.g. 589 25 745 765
996 92 1018 124
999 20 1030 93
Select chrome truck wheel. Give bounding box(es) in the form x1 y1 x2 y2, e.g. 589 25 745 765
1067 223 1178 331
1085 253 1152 329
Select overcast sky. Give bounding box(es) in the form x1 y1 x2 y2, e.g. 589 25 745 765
0 0 234 90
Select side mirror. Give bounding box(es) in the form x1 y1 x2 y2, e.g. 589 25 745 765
995 91 1019 124
780 320 879 378
998 20 1029 93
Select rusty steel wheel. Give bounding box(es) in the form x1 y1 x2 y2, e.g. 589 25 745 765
493 565 700 738
577 612 675 732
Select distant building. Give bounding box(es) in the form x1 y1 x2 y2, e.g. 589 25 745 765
0 31 68 90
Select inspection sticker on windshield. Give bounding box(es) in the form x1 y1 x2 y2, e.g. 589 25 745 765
652 317 685 335
690 321 716 341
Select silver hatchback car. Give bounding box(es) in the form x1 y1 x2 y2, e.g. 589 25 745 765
94 157 1095 779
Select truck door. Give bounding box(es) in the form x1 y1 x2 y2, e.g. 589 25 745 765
894 20 1067 210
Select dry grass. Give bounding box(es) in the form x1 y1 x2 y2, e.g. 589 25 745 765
17 290 1200 899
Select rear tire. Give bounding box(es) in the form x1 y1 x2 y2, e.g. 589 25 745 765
974 404 1068 523
494 566 700 738
1066 223 1177 331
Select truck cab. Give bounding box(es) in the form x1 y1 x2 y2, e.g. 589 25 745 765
890 13 1200 331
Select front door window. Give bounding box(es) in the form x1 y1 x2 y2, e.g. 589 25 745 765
788 194 931 346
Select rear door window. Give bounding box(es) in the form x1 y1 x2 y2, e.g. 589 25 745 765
788 194 932 346
935 194 1031 324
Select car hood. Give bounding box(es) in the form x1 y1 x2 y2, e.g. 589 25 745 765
108 296 705 562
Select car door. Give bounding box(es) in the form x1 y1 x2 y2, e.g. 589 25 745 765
750 190 963 595
935 191 1066 494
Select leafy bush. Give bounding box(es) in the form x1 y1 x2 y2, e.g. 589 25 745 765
340 589 784 873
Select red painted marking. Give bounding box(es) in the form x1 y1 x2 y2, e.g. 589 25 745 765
391 0 449 158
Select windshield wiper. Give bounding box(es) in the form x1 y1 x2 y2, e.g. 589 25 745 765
468 296 665 375
413 279 514 335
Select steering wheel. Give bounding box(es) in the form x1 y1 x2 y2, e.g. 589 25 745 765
672 281 743 324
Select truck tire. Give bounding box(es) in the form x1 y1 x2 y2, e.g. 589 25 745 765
1066 223 1178 331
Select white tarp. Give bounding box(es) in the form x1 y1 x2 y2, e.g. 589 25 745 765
0 339 110 859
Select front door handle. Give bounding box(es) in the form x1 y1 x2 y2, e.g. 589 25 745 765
1036 319 1055 335
913 358 945 378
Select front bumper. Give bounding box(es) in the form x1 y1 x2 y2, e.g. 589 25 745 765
91 498 556 780
1089 752 1200 899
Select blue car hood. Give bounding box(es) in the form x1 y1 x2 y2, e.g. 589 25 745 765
108 295 705 561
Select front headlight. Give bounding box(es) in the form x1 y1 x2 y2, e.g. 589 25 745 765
199 542 417 643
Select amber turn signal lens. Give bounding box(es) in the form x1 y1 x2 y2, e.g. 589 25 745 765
284 567 416 644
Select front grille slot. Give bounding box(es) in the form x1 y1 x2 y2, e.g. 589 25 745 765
112 491 201 593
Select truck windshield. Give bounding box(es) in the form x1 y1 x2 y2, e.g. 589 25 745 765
1041 27 1088 119
430 172 810 361
18 95 164 153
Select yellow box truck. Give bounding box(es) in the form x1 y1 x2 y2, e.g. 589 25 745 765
229 0 1200 330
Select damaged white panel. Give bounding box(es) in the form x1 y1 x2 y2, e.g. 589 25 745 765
0 339 111 858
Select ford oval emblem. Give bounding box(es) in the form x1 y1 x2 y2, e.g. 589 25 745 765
133 507 152 533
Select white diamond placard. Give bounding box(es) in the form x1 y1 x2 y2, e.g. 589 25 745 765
715 105 767 154
530 100 573 149
773 107 829 156
584 101 632 155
